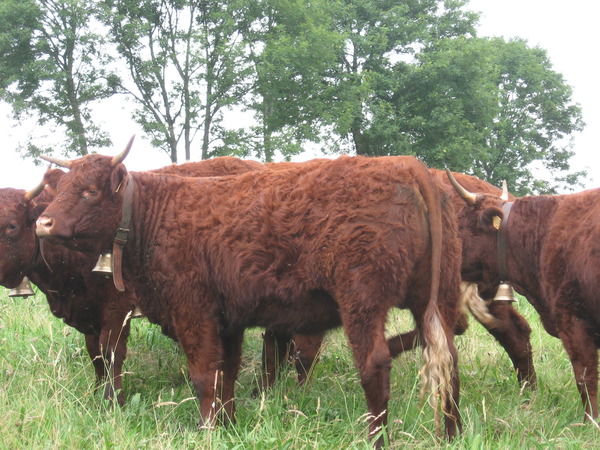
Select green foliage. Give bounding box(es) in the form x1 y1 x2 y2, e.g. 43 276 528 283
99 0 253 162
2 289 600 447
0 0 116 157
0 0 587 191
377 36 585 195
319 0 478 155
233 0 344 162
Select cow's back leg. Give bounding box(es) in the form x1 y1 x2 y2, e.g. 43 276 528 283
410 307 461 439
387 330 419 358
220 330 244 424
259 329 293 391
557 311 599 420
260 331 325 391
175 307 225 429
294 332 325 385
338 305 390 447
441 323 461 437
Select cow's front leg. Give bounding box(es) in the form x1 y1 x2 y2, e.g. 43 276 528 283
98 315 132 406
476 299 536 388
84 333 106 387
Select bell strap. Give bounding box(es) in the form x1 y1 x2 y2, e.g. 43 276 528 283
497 201 514 283
112 173 135 292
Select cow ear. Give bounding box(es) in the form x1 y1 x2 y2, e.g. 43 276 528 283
479 206 504 232
27 202 49 222
42 168 65 190
109 165 128 196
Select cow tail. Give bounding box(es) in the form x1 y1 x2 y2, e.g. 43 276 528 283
411 161 455 433
463 281 497 328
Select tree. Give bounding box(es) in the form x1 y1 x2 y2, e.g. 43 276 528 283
319 0 478 155
226 0 343 162
367 36 585 194
0 0 118 157
100 0 251 163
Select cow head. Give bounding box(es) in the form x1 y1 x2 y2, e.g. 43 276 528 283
0 182 47 288
446 170 507 290
35 137 134 256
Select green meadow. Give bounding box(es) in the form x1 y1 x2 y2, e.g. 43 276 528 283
1 288 598 448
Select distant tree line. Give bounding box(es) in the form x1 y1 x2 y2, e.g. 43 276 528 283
0 0 585 194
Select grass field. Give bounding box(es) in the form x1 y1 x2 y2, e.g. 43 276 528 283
1 287 599 448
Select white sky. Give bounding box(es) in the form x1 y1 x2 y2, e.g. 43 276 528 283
2 0 599 190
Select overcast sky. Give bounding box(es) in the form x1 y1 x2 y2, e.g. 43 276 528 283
2 0 599 190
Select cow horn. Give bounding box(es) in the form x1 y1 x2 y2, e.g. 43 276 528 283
111 135 135 167
40 155 73 169
446 169 477 205
24 179 46 200
500 180 509 201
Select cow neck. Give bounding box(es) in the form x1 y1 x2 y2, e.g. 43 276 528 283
112 173 135 292
496 201 513 283
29 231 43 272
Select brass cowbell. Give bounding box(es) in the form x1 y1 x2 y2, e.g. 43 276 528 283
92 252 113 276
9 276 35 298
493 282 517 302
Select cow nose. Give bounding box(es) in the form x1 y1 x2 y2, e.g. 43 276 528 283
36 216 54 236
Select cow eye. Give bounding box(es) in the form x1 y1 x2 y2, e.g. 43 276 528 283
82 188 99 199
5 222 18 236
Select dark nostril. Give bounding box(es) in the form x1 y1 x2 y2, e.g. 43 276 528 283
36 217 53 229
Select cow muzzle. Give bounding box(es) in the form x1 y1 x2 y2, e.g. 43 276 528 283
36 216 58 237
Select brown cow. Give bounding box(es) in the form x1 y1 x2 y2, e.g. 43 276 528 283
0 181 139 405
264 169 536 391
448 172 600 422
0 157 266 405
44 157 536 395
35 145 463 444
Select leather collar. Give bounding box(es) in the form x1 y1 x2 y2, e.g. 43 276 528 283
496 202 513 283
112 173 134 292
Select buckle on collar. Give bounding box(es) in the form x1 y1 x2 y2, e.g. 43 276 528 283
114 227 130 246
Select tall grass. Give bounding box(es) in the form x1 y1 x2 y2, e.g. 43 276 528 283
1 287 599 448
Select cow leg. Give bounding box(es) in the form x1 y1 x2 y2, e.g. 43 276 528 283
558 313 599 420
412 306 461 440
341 313 390 448
294 332 325 385
219 330 244 425
259 331 325 391
259 329 293 391
387 330 419 358
98 317 131 406
441 325 461 438
473 300 536 388
84 334 106 388
177 316 225 430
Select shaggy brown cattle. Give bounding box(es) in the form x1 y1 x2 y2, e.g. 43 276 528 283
0 181 138 405
430 169 534 386
265 169 536 391
449 173 600 421
35 146 463 444
57 158 538 395
0 157 265 405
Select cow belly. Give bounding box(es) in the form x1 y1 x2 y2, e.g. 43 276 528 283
235 289 342 335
